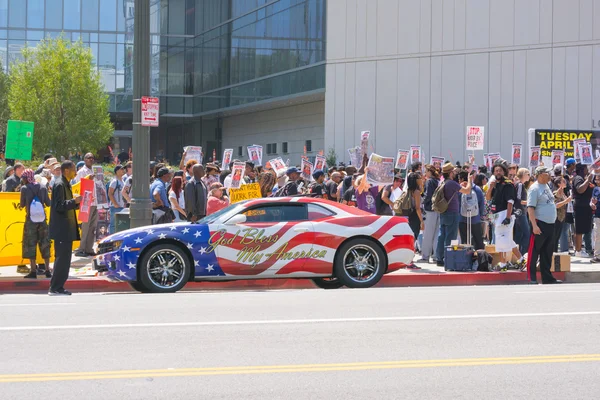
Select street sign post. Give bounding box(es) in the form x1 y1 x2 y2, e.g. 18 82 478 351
141 96 159 127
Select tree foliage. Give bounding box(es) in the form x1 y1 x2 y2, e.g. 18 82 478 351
0 62 9 139
326 148 337 168
8 37 113 158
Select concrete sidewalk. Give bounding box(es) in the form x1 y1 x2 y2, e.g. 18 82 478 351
1 254 599 293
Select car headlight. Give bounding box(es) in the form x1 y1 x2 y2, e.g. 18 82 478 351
97 240 123 254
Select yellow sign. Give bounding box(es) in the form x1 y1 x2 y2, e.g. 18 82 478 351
229 183 262 204
535 130 597 157
0 183 81 267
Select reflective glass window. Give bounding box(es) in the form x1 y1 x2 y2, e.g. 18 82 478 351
0 38 6 69
8 29 25 39
100 0 117 31
82 0 99 30
0 0 7 28
64 0 81 30
26 30 43 40
117 0 126 31
45 0 63 30
27 0 44 28
8 0 25 28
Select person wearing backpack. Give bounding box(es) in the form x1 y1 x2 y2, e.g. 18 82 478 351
457 171 485 250
19 169 52 279
434 163 474 267
108 165 126 234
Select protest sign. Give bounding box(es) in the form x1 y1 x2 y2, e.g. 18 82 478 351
410 145 421 164
314 155 326 172
573 138 586 163
184 146 203 165
229 183 262 204
92 166 109 208
471 164 478 173
5 120 34 160
529 146 541 168
488 153 500 166
511 143 522 166
230 162 245 189
551 150 564 166
222 149 233 169
366 153 395 185
468 154 475 165
466 126 485 150
253 144 263 166
360 131 370 156
78 178 94 223
395 150 409 170
581 143 594 165
348 147 360 167
301 159 314 181
269 157 287 175
592 156 600 171
430 156 445 170
534 130 598 158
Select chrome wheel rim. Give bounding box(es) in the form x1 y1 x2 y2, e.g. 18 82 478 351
343 245 379 283
146 249 186 289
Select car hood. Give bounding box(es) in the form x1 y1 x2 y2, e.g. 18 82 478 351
98 222 199 244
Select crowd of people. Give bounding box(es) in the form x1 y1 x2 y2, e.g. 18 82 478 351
4 147 599 293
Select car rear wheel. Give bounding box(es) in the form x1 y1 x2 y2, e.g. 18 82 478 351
138 244 190 293
334 239 386 288
312 277 344 289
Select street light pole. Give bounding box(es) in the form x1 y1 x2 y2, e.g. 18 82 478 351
130 0 152 228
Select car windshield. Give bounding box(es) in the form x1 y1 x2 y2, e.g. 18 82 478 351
197 201 248 224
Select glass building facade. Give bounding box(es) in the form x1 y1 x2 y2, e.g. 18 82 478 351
0 0 326 163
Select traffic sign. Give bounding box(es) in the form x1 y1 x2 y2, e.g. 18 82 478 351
141 96 159 127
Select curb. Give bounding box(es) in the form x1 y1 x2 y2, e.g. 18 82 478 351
0 271 572 293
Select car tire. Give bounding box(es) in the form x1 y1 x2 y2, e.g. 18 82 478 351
128 281 151 293
312 277 344 289
138 244 190 293
334 238 386 288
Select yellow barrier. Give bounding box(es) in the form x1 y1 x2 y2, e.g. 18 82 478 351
229 183 262 204
0 183 81 267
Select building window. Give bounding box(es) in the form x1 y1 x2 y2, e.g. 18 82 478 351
282 142 288 154
238 146 243 156
305 140 312 153
266 143 277 155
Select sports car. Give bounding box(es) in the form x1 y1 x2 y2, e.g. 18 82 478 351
93 197 415 293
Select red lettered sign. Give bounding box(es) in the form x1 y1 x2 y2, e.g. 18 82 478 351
141 96 159 127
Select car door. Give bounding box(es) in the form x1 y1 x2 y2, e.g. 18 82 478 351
214 203 314 277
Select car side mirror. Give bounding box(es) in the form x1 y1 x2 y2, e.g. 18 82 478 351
225 214 247 226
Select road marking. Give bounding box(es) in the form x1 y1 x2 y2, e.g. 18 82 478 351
1 354 599 383
0 304 75 307
514 290 600 294
1 311 600 331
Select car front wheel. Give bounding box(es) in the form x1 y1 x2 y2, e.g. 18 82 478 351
334 239 386 288
138 244 190 293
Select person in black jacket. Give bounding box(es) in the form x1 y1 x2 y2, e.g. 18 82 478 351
48 161 81 296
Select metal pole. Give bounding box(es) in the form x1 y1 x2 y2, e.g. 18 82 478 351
130 0 152 228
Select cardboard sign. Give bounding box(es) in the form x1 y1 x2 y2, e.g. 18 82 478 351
314 155 326 172
268 157 287 175
184 146 203 165
248 145 263 166
141 96 159 127
395 149 409 170
529 146 541 168
580 142 593 165
5 120 34 160
468 154 475 165
511 143 522 166
78 178 95 223
410 145 421 164
573 138 586 163
551 150 564 166
348 147 360 167
366 153 395 185
466 126 484 150
360 131 370 156
430 156 445 170
301 159 314 181
229 183 262 204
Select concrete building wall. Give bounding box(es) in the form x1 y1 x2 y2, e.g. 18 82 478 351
325 0 600 164
221 101 325 166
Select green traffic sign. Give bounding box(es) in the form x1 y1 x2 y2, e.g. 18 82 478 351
5 120 34 160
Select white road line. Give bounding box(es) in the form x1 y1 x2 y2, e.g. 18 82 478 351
0 303 76 307
514 290 600 294
1 311 599 332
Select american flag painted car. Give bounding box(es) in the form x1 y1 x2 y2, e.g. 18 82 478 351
93 197 415 293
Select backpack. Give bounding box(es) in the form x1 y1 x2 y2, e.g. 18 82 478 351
431 181 457 213
393 190 413 216
29 187 46 223
460 189 479 218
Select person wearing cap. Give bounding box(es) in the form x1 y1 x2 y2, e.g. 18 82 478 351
572 163 595 257
508 163 518 182
310 170 326 198
34 154 54 175
1 165 14 192
203 163 221 187
108 165 126 234
274 167 300 197
207 182 229 215
74 153 97 257
435 162 473 267
527 166 561 284
48 162 62 189
151 167 174 224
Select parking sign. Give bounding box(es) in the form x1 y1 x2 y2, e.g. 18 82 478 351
141 96 159 127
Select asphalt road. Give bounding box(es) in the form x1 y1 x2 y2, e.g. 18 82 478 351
1 284 600 399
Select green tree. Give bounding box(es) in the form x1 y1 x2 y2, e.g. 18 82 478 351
8 37 113 158
326 148 337 168
0 62 9 140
